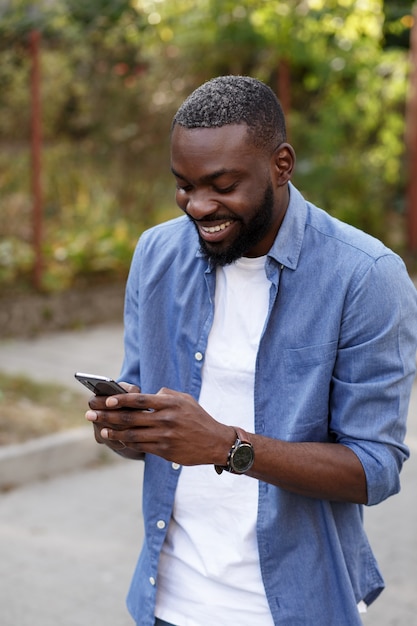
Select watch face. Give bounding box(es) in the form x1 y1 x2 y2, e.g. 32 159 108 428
231 443 254 473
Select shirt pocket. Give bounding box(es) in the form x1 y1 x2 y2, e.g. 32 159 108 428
281 341 338 440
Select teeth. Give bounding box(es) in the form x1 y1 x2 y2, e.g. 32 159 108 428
201 221 232 234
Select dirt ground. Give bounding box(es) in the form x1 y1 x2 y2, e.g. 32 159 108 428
0 372 87 445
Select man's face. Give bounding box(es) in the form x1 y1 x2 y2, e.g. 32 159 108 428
170 124 288 265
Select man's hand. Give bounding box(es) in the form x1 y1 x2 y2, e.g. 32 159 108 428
85 385 235 465
85 384 367 503
85 382 145 458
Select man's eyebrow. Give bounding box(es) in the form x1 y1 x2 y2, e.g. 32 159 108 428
170 166 241 181
171 166 186 179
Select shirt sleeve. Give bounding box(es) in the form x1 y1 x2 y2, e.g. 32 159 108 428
330 254 417 506
118 239 143 388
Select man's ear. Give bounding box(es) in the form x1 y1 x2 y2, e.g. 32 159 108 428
271 143 296 186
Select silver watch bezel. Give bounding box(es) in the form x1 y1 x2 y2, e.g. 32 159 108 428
229 441 254 473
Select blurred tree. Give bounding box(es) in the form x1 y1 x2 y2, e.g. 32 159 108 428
145 0 411 238
0 0 414 292
383 0 414 49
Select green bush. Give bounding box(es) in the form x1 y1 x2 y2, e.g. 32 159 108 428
0 0 414 292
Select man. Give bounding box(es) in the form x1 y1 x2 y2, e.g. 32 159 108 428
86 76 417 626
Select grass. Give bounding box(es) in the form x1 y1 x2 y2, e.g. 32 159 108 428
0 371 89 446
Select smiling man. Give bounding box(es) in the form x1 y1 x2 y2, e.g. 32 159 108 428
171 122 289 265
85 76 417 626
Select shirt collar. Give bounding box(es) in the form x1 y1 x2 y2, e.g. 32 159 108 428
267 182 307 271
196 181 307 272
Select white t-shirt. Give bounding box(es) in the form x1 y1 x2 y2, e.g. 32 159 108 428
155 256 274 626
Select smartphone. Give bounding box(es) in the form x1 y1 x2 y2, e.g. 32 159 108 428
74 372 128 396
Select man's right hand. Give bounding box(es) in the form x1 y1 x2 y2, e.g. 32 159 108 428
85 382 145 459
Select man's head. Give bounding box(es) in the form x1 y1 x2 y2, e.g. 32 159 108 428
171 76 295 265
172 75 287 152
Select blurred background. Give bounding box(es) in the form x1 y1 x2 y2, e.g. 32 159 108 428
1 2 417 624
0 0 416 304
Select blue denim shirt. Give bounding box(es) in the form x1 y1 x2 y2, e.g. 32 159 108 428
120 183 417 626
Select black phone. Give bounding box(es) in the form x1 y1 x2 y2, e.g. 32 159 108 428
74 372 127 396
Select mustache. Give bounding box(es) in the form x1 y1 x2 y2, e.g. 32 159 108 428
185 212 238 224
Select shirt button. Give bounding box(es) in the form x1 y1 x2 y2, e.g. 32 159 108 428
194 351 203 361
156 520 166 530
149 577 156 586
172 462 181 470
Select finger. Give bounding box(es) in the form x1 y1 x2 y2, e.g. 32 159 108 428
95 425 130 451
93 423 105 444
102 425 177 461
86 410 98 422
105 382 141 404
120 382 140 393
97 391 148 409
86 408 130 432
127 390 181 411
89 392 137 411
101 426 152 444
101 428 139 446
93 387 180 411
89 395 111 410
88 387 138 411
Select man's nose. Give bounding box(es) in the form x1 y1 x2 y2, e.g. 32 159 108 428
186 190 218 221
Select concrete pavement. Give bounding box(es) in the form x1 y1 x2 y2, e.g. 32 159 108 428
0 324 416 625
0 324 140 626
0 324 126 489
0 460 143 626
0 323 125 392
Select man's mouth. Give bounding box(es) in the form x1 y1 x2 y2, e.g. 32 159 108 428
200 220 233 234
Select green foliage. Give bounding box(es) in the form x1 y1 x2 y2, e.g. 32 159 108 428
0 0 414 292
0 141 179 291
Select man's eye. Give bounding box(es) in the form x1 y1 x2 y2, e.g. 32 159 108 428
215 183 237 194
176 184 191 193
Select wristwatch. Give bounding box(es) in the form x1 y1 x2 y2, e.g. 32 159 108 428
215 427 254 475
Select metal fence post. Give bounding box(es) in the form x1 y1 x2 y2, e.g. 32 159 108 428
406 7 417 254
29 29 43 290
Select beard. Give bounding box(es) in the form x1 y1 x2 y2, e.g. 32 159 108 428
190 182 275 266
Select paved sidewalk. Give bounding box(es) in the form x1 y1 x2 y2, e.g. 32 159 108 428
0 322 125 392
0 324 127 489
0 325 416 625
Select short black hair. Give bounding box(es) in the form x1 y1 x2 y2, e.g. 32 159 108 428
172 75 286 151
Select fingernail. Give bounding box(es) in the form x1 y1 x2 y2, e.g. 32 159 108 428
101 428 109 439
106 396 118 407
85 410 98 421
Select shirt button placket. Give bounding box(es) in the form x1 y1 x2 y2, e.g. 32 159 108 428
150 518 167 586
